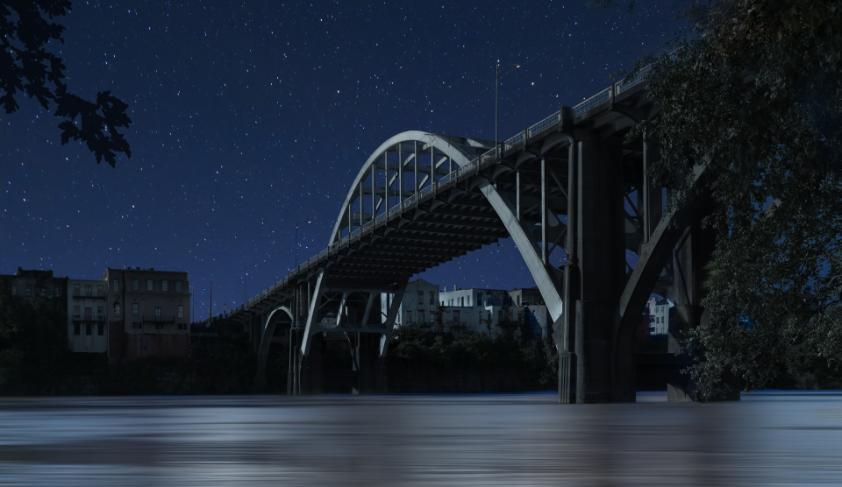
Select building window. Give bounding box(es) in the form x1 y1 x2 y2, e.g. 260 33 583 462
85 323 92 335
72 305 80 318
114 302 121 315
146 279 153 291
177 323 187 330
176 281 183 293
110 280 118 292
84 307 92 320
132 322 142 329
133 280 139 291
97 285 104 296
10 286 16 296
162 280 169 292
154 306 161 319
73 323 81 335
131 303 139 316
54 287 62 298
84 284 92 296
97 323 104 336
25 286 32 297
38 287 46 297
177 305 184 319
97 306 104 319
155 323 164 330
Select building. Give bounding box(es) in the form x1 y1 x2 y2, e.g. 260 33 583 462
105 268 191 363
380 280 551 337
67 279 108 353
0 268 67 304
646 295 673 336
439 286 511 334
508 288 543 307
438 287 509 308
381 278 439 326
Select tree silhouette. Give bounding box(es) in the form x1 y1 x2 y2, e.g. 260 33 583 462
1 0 131 166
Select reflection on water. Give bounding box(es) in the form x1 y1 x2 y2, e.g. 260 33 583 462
0 392 841 486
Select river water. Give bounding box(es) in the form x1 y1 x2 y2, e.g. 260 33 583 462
0 392 840 486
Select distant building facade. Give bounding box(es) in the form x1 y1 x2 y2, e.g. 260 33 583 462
382 278 439 326
438 287 509 308
508 288 549 337
646 296 673 336
380 281 549 337
438 287 510 333
1 266 192 362
105 268 191 363
508 288 543 307
1 268 66 304
67 279 108 353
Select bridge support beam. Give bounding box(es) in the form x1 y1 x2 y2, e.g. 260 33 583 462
559 141 578 404
575 134 630 402
666 215 733 401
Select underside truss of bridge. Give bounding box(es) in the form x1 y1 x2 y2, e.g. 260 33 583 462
227 64 713 402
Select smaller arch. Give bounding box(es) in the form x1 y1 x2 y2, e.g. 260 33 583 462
256 305 295 387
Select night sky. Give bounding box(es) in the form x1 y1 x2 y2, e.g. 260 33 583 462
1 0 687 318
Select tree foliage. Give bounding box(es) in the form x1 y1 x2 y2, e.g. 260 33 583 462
387 320 557 392
0 288 69 394
1 0 131 165
645 0 842 398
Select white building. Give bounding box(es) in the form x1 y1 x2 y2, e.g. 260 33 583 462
646 296 673 335
381 278 439 326
439 287 510 334
381 281 549 337
67 278 108 353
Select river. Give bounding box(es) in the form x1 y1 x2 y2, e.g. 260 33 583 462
0 392 840 486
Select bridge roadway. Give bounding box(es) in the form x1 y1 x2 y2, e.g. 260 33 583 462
226 62 712 402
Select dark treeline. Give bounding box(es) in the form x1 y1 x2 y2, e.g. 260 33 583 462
386 322 557 392
1 287 556 395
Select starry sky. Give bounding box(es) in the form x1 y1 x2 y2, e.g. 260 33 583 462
1 0 688 318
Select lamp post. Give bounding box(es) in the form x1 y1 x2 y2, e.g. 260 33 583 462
495 60 521 153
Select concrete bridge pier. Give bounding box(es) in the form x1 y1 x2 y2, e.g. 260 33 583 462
573 134 631 403
354 333 387 394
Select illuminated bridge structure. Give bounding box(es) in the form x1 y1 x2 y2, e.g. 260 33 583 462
227 65 712 403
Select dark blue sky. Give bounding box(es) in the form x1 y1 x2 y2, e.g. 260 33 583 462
1 0 686 317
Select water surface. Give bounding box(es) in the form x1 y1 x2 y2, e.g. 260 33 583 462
1 392 840 486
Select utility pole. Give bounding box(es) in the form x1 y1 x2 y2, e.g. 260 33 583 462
495 60 521 153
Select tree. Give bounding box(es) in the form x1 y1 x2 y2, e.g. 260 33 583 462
1 0 131 165
643 0 842 398
0 287 69 394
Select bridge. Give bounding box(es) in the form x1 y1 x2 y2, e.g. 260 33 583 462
226 62 713 403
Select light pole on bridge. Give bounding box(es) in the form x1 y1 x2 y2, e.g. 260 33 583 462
495 60 521 153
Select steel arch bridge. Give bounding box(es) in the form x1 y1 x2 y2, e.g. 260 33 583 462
228 64 713 403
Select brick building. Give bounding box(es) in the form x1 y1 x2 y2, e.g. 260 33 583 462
105 268 191 363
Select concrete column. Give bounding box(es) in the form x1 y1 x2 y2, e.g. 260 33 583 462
667 218 725 401
299 335 324 395
559 141 577 404
575 134 628 403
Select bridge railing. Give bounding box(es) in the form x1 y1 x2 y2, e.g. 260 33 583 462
614 64 651 97
504 132 524 152
572 86 613 118
527 111 562 139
